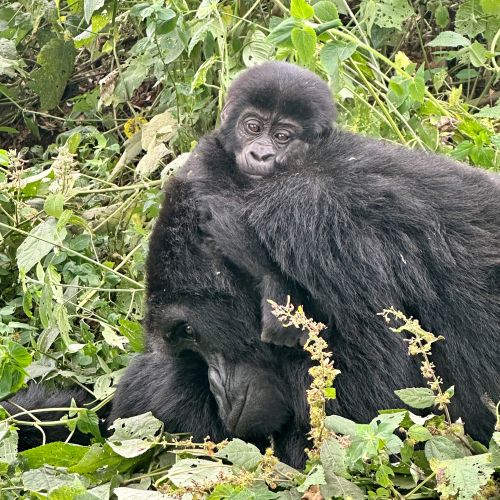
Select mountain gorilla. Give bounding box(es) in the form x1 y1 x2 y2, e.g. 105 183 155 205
182 62 500 444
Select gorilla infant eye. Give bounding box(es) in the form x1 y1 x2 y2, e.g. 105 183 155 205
274 132 290 144
245 120 261 134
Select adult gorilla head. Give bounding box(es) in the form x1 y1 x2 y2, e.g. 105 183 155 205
143 178 291 440
218 62 336 178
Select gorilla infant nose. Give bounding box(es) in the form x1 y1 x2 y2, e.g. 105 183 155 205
207 357 290 438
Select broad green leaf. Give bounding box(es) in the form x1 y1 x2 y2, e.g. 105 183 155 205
325 415 357 436
480 0 500 16
267 18 301 46
22 467 87 493
365 0 415 31
320 40 357 76
321 475 364 500
291 26 317 64
408 424 432 442
434 5 449 28
456 0 487 38
468 41 488 67
320 438 346 476
20 442 88 469
216 439 262 471
425 436 466 460
314 1 339 22
290 0 314 19
243 30 274 67
375 464 394 487
0 423 18 465
430 454 494 500
29 38 76 110
427 31 471 48
115 488 168 499
476 104 500 119
167 458 232 487
44 194 64 218
297 464 326 493
394 387 435 409
84 0 104 24
119 319 144 352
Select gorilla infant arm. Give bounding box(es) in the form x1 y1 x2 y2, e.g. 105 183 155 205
182 62 500 444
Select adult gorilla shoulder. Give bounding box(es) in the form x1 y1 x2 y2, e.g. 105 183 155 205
184 61 500 444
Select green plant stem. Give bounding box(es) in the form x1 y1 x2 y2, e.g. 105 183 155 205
404 471 436 498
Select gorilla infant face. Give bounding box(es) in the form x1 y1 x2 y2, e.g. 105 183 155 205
148 300 291 439
235 108 306 177
218 61 336 179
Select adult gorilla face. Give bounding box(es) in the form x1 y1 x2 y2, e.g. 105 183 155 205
146 296 291 439
219 62 336 178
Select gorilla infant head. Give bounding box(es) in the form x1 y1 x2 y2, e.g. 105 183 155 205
218 62 336 178
145 178 291 439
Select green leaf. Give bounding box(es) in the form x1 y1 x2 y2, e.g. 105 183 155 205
468 41 488 67
320 438 346 476
313 1 339 22
119 319 144 352
476 104 500 118
425 436 466 460
427 31 471 47
434 5 449 28
44 194 64 218
394 387 435 409
216 439 262 471
267 18 301 47
375 464 394 487
480 0 500 16
456 0 487 38
320 40 357 75
290 0 314 19
20 442 88 469
325 415 357 436
0 423 18 465
291 26 317 64
297 464 326 493
365 0 414 31
29 38 76 110
84 0 104 24
22 467 86 493
430 454 494 500
167 458 232 488
408 424 432 442
321 475 364 500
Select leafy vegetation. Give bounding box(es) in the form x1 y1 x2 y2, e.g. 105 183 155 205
0 0 499 498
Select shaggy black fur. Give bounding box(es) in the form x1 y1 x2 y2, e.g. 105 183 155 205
182 62 500 447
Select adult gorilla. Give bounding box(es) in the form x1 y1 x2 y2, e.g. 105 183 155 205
183 61 500 445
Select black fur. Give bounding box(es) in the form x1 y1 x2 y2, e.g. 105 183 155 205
182 62 500 447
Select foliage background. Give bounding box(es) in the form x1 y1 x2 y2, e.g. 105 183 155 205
0 0 499 498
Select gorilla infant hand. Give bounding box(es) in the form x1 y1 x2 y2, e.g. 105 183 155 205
181 61 500 443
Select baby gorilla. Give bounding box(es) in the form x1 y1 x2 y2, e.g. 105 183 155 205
181 61 500 445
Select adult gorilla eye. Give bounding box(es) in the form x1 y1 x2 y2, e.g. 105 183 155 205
169 323 197 344
275 132 290 143
246 120 261 134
